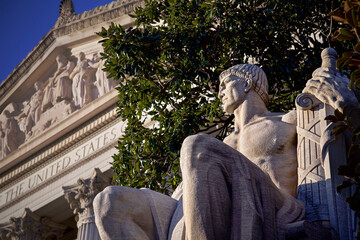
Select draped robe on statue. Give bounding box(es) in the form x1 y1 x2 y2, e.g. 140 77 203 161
93 64 306 240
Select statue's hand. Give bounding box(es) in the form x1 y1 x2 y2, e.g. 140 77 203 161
303 67 360 112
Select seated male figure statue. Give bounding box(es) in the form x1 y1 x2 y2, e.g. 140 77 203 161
94 59 355 239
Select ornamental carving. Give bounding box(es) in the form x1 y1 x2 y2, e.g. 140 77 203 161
0 52 115 159
0 208 66 240
63 168 111 226
55 0 75 28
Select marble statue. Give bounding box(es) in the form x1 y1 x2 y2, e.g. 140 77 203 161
42 54 74 112
90 53 115 97
71 52 86 108
24 81 44 137
1 110 24 157
70 52 96 108
93 63 313 240
93 48 360 239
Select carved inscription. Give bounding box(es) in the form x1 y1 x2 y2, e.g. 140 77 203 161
0 120 125 206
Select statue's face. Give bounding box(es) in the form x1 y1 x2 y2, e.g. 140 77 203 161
57 55 67 66
219 74 247 114
34 82 41 90
79 52 85 61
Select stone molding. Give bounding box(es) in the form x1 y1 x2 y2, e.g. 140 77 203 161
0 106 117 188
0 208 66 240
0 0 142 101
0 117 122 211
53 0 143 37
0 32 55 101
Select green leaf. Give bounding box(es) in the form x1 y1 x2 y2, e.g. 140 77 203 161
337 51 357 68
337 180 353 193
330 124 347 136
354 42 360 53
334 109 345 121
338 165 355 178
329 8 347 23
350 68 360 89
325 115 341 122
332 28 356 41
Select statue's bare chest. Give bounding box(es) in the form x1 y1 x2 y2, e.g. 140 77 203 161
224 119 296 161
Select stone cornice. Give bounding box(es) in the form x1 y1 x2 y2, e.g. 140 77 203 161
0 105 118 188
0 31 55 100
0 0 142 100
0 119 121 211
53 0 143 37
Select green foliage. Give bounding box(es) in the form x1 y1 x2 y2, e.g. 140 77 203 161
329 1 360 236
330 0 360 88
326 107 360 238
98 0 345 194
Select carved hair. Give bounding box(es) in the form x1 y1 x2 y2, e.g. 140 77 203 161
219 64 269 105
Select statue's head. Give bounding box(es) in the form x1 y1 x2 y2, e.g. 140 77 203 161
219 64 269 106
34 81 42 91
3 110 11 118
56 54 68 66
79 52 86 61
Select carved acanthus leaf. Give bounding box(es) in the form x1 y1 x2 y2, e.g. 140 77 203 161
0 208 66 240
63 168 111 222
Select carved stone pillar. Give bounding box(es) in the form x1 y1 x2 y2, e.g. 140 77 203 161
63 168 111 240
296 48 359 239
0 208 66 240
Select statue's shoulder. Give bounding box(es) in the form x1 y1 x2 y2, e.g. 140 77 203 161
281 110 297 125
244 114 296 143
261 110 297 127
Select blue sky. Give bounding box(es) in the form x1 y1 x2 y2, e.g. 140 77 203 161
0 0 115 83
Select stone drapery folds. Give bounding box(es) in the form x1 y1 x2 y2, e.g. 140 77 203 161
93 48 359 239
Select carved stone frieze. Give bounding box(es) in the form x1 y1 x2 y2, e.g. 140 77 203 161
0 107 118 188
0 208 66 240
0 0 141 106
0 51 116 158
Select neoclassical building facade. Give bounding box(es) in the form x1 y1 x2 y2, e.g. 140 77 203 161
0 0 141 239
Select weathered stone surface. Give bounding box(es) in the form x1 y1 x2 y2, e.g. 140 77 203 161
296 48 359 239
0 208 66 240
94 64 307 239
63 168 111 240
93 48 360 240
0 49 116 158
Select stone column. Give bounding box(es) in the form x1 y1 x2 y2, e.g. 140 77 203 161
0 208 66 240
63 168 111 240
296 48 358 239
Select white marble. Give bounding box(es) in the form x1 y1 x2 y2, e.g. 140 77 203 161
94 64 306 240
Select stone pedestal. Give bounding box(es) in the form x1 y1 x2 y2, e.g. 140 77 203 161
0 208 66 240
63 168 111 240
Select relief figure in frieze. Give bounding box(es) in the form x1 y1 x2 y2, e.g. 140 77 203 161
23 81 44 137
90 53 115 97
70 52 96 109
1 110 24 157
42 54 74 113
